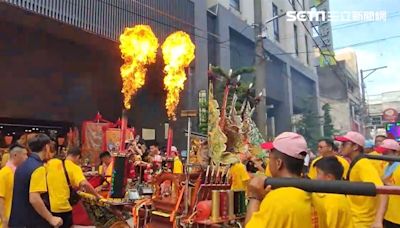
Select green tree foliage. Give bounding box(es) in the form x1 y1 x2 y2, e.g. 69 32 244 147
322 103 334 138
292 96 321 150
212 66 255 112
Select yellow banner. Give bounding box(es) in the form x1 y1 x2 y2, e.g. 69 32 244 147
312 0 322 7
319 50 336 66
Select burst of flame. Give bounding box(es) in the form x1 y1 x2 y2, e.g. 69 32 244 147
119 25 159 110
161 31 195 120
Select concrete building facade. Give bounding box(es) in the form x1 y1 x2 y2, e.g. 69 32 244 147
207 0 319 137
0 0 208 148
311 0 363 135
312 0 334 51
318 51 362 134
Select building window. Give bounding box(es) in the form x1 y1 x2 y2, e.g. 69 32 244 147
272 3 279 41
305 35 309 64
294 25 299 56
230 0 240 11
347 81 354 93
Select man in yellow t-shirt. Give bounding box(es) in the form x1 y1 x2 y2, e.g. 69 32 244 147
374 135 386 147
99 151 113 185
368 135 389 177
313 156 354 228
47 147 101 228
308 138 349 180
230 152 250 191
335 131 387 228
9 133 63 228
384 165 400 227
246 132 325 228
373 139 400 227
171 146 183 174
378 139 400 183
0 143 28 228
1 150 9 168
368 149 387 178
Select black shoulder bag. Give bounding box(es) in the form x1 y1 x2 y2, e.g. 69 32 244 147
62 160 81 206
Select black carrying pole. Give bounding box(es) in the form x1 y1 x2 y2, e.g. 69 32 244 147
264 178 377 196
364 154 400 162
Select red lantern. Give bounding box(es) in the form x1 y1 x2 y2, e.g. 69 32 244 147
195 200 212 221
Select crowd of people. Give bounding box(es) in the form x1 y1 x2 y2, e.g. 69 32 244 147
0 130 399 228
0 133 184 228
239 131 400 228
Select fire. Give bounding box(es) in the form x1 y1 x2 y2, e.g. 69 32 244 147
119 25 159 110
161 31 195 120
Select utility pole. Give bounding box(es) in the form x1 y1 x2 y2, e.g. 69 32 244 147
254 0 267 139
360 66 387 135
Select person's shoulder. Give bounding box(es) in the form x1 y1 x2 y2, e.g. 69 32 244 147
350 158 371 173
66 159 82 172
325 194 351 209
65 159 78 167
369 151 380 156
33 165 46 174
1 152 9 158
45 159 62 170
311 156 322 165
392 163 400 177
357 157 374 167
324 193 348 201
264 188 311 209
269 187 309 199
0 165 12 176
231 162 241 169
336 155 349 163
353 158 382 182
47 158 62 165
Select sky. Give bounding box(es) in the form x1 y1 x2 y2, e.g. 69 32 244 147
329 0 400 97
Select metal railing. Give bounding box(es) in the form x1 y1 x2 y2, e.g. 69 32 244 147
3 0 195 41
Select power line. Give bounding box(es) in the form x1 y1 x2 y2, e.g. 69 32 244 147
335 34 400 50
97 0 398 71
130 0 219 39
290 0 357 90
265 34 400 56
96 0 220 41
331 11 400 30
94 0 315 61
267 19 400 45
218 24 254 44
97 0 255 60
333 14 400 30
131 0 196 29
98 0 276 61
253 9 400 42
288 0 335 65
